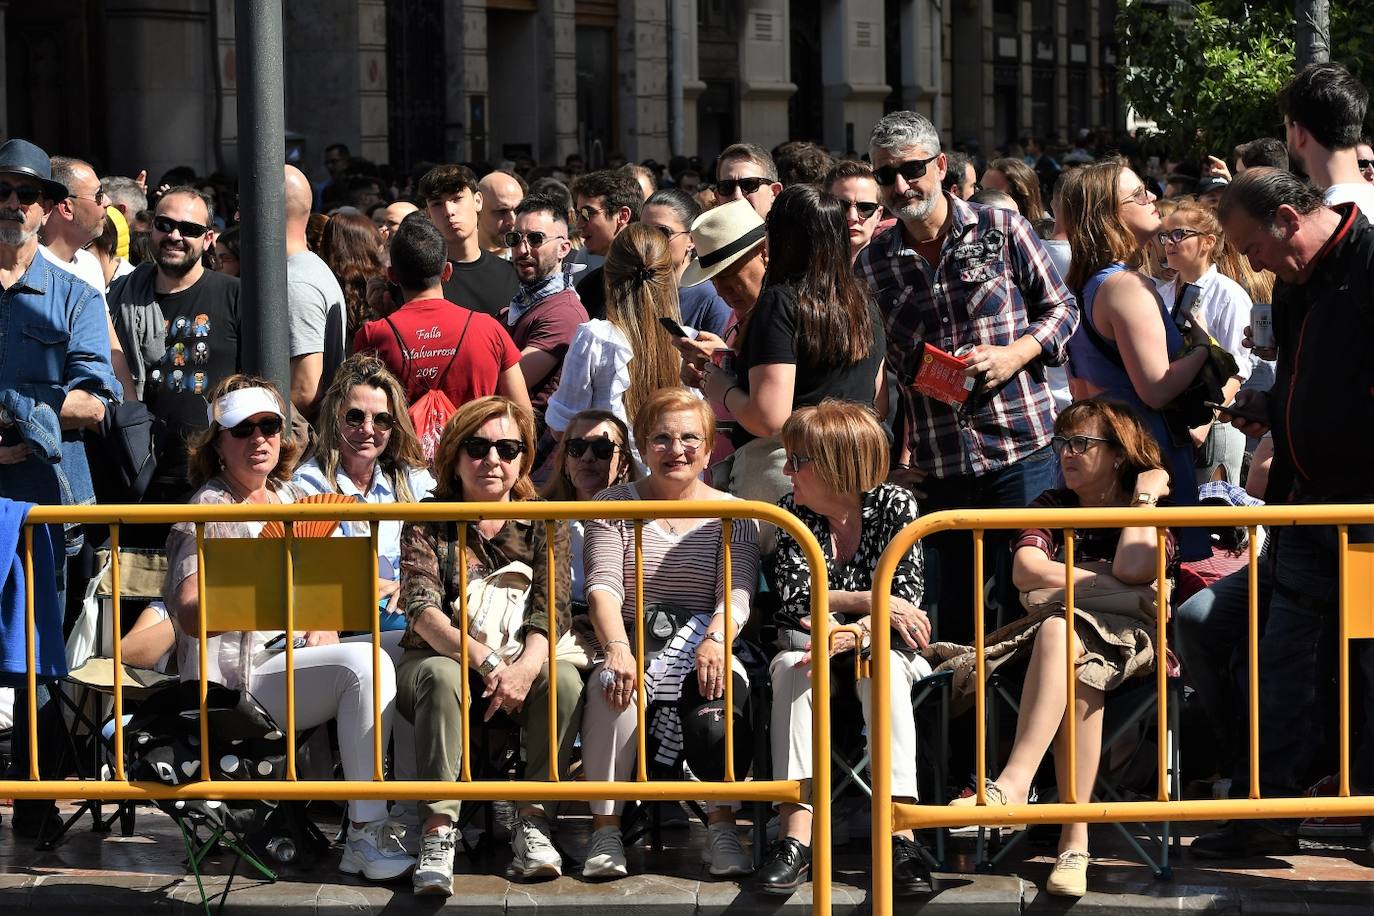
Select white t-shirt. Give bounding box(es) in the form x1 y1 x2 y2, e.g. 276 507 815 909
1325 182 1374 216
1156 266 1252 381
40 244 109 300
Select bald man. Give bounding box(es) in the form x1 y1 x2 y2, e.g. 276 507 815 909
377 200 419 244
285 164 347 418
476 170 524 259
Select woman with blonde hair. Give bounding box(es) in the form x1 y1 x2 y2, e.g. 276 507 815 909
983 157 1049 219
545 223 685 471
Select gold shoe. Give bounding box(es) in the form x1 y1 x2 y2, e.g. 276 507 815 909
1045 849 1089 897
947 780 1023 831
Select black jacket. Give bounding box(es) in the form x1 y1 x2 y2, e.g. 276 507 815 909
1268 203 1374 502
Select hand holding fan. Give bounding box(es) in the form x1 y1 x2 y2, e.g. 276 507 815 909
258 492 359 539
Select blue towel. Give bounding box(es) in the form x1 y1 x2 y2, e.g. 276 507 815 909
0 499 66 686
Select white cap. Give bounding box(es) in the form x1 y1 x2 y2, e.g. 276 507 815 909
209 387 285 428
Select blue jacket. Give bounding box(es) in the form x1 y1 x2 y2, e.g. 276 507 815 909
0 498 66 686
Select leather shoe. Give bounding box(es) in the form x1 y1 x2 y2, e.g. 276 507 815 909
892 835 934 896
756 838 810 895
1191 820 1297 859
11 801 61 840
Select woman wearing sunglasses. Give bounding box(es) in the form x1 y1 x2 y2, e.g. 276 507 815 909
395 396 583 895
641 188 731 336
950 399 1175 898
760 400 933 896
545 223 686 473
580 388 760 880
164 375 416 883
1060 157 1211 560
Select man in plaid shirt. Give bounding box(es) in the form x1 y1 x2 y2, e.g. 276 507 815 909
856 111 1078 643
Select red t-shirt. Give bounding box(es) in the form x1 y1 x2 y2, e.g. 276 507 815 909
354 297 520 407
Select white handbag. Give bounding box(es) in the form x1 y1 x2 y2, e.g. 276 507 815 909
455 561 592 669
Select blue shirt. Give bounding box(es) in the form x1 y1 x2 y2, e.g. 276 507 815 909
679 280 732 338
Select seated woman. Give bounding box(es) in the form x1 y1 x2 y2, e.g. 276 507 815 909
762 400 934 896
293 353 435 840
950 399 1176 898
395 396 583 896
164 375 415 882
580 387 760 880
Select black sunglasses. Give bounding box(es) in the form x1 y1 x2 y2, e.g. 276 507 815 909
872 155 940 187
227 417 283 439
575 205 606 223
1360 159 1374 171
566 436 618 461
504 230 566 249
343 408 395 432
462 437 526 461
715 177 770 198
0 182 43 206
844 200 882 219
153 214 212 239
1050 434 1112 457
650 223 689 241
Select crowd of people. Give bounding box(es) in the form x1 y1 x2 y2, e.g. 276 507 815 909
3 58 1374 902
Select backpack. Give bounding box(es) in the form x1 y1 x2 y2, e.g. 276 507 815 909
386 311 474 466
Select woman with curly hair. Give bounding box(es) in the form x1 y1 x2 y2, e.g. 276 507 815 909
322 210 388 342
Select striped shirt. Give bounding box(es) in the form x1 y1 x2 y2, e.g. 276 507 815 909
584 482 758 628
855 194 1079 478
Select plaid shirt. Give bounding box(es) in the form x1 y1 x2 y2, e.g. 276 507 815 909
856 195 1078 479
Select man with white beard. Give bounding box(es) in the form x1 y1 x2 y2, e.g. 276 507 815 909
855 110 1079 648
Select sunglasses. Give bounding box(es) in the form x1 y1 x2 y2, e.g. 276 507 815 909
715 177 771 198
1050 434 1112 457
1157 228 1203 246
1119 185 1155 207
0 182 42 206
785 452 813 473
566 436 619 460
153 214 212 238
1360 159 1374 172
461 437 526 461
650 223 689 241
504 230 567 249
843 200 882 219
226 417 284 439
576 205 607 223
343 408 395 432
872 155 940 187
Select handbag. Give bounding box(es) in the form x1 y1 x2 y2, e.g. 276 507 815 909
1020 561 1170 625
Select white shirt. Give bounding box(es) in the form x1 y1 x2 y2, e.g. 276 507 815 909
1156 265 1252 381
40 244 110 299
1325 182 1374 216
544 319 646 472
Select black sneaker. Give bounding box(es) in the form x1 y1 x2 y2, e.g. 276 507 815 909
1191 820 1298 859
12 801 60 840
756 838 810 895
891 835 934 896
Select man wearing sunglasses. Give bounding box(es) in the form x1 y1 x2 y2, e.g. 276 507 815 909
825 159 885 262
855 110 1078 644
1280 62 1374 216
715 143 783 219
569 169 641 321
108 185 241 504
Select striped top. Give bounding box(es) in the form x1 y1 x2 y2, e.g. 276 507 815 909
584 482 759 627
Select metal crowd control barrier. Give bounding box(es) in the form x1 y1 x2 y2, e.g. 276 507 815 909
4 500 833 913
868 504 1374 915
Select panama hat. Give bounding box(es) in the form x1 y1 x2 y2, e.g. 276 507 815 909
0 139 68 201
680 198 766 288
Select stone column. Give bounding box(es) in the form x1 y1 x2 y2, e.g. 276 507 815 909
284 0 361 180
737 0 794 152
675 0 706 157
820 0 890 155
444 0 488 163
358 0 389 165
897 0 941 130
617 0 670 163
538 0 579 165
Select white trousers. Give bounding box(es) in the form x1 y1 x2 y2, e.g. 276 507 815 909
768 647 931 807
251 638 398 823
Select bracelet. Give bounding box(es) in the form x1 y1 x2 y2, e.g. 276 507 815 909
723 384 741 407
604 639 631 651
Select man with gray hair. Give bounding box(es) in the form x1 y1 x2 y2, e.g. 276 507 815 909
855 110 1078 652
101 174 148 224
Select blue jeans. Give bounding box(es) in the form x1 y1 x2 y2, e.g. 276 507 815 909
920 445 1058 645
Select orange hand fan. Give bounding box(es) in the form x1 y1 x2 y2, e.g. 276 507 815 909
258 492 359 539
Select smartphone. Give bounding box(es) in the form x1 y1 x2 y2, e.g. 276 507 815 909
1205 400 1267 424
658 316 695 339
265 633 308 654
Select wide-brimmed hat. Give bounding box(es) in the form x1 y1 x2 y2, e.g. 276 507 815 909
0 139 67 201
681 198 766 288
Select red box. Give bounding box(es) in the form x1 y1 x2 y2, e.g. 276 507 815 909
911 344 975 406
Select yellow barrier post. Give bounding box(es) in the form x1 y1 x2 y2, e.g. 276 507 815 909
370 520 384 782
23 526 37 781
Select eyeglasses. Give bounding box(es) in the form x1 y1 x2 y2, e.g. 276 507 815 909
785 452 813 473
504 230 567 249
872 155 940 187
1050 434 1113 457
69 187 107 206
715 177 771 198
0 182 42 206
648 432 705 452
343 408 395 432
841 200 882 220
461 437 526 461
226 417 284 439
1157 228 1203 246
576 205 607 223
1119 185 1156 207
153 214 212 239
566 436 619 461
650 224 690 241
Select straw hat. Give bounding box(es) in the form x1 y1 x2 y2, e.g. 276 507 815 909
680 198 766 288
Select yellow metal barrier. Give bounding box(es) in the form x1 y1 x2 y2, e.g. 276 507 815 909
868 504 1374 915
3 499 832 913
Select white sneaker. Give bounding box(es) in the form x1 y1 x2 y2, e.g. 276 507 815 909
388 802 421 856
338 819 417 882
703 823 753 877
412 827 456 896
583 825 628 879
510 814 562 879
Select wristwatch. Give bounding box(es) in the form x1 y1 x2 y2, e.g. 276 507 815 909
1133 492 1159 506
478 651 502 676
704 631 726 645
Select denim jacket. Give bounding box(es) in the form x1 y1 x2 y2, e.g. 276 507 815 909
0 249 120 537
